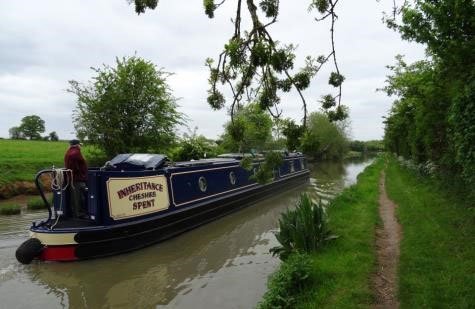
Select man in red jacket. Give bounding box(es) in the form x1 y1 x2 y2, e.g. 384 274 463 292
64 139 88 218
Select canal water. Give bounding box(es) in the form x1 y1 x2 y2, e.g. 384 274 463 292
0 158 373 309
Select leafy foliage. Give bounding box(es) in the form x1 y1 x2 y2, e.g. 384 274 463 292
449 76 475 186
349 140 384 153
252 151 283 183
69 56 183 158
258 253 314 309
383 0 475 188
270 193 337 260
131 0 158 14
220 103 273 153
170 128 219 161
48 131 59 141
131 0 347 128
129 0 349 184
301 112 348 160
8 126 24 140
16 115 45 140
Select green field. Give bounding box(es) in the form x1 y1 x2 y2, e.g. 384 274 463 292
0 139 104 192
0 139 67 185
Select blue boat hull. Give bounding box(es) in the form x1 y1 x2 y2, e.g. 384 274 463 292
74 169 308 260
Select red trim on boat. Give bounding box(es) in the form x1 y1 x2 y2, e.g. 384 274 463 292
40 245 78 261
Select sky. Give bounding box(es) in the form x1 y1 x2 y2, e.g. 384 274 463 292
0 0 425 141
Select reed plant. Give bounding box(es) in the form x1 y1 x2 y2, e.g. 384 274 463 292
270 193 337 260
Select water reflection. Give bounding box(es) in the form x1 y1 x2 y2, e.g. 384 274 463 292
0 158 373 309
21 190 302 308
309 157 374 204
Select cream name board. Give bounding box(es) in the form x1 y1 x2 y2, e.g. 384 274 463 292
106 175 170 220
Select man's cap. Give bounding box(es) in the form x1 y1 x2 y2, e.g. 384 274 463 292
69 139 81 146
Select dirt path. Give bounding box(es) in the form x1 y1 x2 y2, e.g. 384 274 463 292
373 171 401 309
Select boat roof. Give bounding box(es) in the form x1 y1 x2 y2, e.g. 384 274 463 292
217 153 260 159
108 153 168 170
173 157 238 167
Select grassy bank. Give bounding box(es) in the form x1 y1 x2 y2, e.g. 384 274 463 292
385 157 474 308
0 203 21 215
260 157 384 308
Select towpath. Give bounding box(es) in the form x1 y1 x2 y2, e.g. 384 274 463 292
372 171 401 308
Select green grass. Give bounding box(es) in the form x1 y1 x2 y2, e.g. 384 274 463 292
0 203 21 215
260 157 384 308
0 139 68 185
0 139 105 187
385 157 475 308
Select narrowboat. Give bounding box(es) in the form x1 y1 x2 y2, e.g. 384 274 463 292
16 152 309 264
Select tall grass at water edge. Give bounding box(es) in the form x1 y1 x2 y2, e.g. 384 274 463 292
0 203 21 215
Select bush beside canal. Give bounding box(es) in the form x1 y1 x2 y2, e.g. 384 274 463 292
259 157 384 308
385 156 475 308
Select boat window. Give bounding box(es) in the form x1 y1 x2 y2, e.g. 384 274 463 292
290 160 295 173
198 176 207 192
229 171 237 185
300 158 304 169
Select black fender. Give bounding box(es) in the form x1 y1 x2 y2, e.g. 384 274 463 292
16 238 44 264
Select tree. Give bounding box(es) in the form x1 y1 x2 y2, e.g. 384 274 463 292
301 112 349 160
130 0 347 136
48 131 59 141
383 0 475 188
68 56 184 157
9 126 24 140
171 127 219 161
127 1 352 182
220 103 273 153
281 119 304 152
19 115 45 140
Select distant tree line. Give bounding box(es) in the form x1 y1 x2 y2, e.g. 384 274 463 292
349 140 384 153
9 115 59 141
382 0 474 188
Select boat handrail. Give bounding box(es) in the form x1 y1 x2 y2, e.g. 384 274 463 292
34 169 54 226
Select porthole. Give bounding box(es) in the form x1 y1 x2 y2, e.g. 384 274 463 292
290 160 295 173
229 171 237 185
198 176 207 192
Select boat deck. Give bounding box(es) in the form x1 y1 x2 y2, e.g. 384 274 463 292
49 217 97 228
